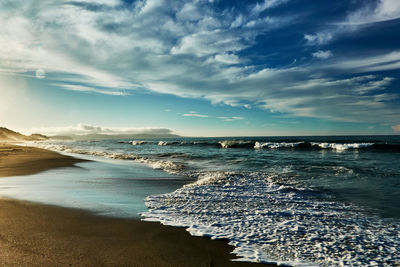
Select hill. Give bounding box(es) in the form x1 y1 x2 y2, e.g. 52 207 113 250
0 127 48 142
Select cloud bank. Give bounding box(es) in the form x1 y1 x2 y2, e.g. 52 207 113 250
25 123 176 137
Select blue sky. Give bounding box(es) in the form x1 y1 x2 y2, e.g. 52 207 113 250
0 0 399 136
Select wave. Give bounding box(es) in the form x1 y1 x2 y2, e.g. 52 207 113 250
311 142 373 151
254 141 304 149
253 142 400 151
157 140 219 147
158 141 181 146
129 140 149 145
219 140 254 148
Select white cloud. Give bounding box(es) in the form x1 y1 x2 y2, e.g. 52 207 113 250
251 0 290 15
214 53 240 64
170 30 247 57
346 0 400 25
78 0 120 6
328 51 400 73
56 84 130 96
312 50 333 59
218 116 244 122
305 0 400 46
24 123 175 136
183 112 209 118
304 33 333 46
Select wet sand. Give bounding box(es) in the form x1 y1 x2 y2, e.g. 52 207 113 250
0 144 274 266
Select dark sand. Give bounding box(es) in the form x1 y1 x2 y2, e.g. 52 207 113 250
0 144 274 266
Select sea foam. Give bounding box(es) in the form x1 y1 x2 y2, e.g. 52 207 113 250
311 142 373 151
142 171 400 266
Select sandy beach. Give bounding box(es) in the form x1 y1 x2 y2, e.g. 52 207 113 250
0 143 273 266
0 143 86 177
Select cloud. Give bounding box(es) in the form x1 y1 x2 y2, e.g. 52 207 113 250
392 125 400 132
345 0 400 25
327 51 400 73
56 84 130 96
25 123 175 136
304 33 333 46
0 0 399 127
218 116 244 122
312 50 333 59
305 0 400 46
251 0 291 15
214 53 240 65
183 112 209 118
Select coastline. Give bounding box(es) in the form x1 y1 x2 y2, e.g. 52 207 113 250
0 143 86 177
0 143 274 266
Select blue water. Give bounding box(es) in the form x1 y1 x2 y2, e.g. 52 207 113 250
6 136 400 266
0 154 188 217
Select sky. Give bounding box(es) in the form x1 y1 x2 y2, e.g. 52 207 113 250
0 0 399 136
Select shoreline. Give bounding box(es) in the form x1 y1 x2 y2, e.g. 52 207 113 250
0 143 86 177
0 143 274 266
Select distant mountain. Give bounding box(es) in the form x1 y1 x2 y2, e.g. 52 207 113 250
49 133 180 140
0 127 48 141
49 135 74 140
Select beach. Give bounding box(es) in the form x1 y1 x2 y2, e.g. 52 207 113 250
0 143 272 266
0 143 85 177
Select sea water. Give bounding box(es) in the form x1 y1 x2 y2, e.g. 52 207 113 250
14 136 400 265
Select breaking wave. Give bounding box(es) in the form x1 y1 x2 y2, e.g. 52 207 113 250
219 140 254 148
129 140 149 145
254 141 304 149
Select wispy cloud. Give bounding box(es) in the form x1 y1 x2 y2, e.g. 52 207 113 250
312 50 333 59
304 33 333 46
57 84 130 96
345 0 400 25
327 51 400 73
218 116 245 122
305 0 400 46
250 0 291 15
183 112 209 118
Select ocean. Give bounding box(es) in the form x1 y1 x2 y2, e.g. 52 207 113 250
10 136 400 266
